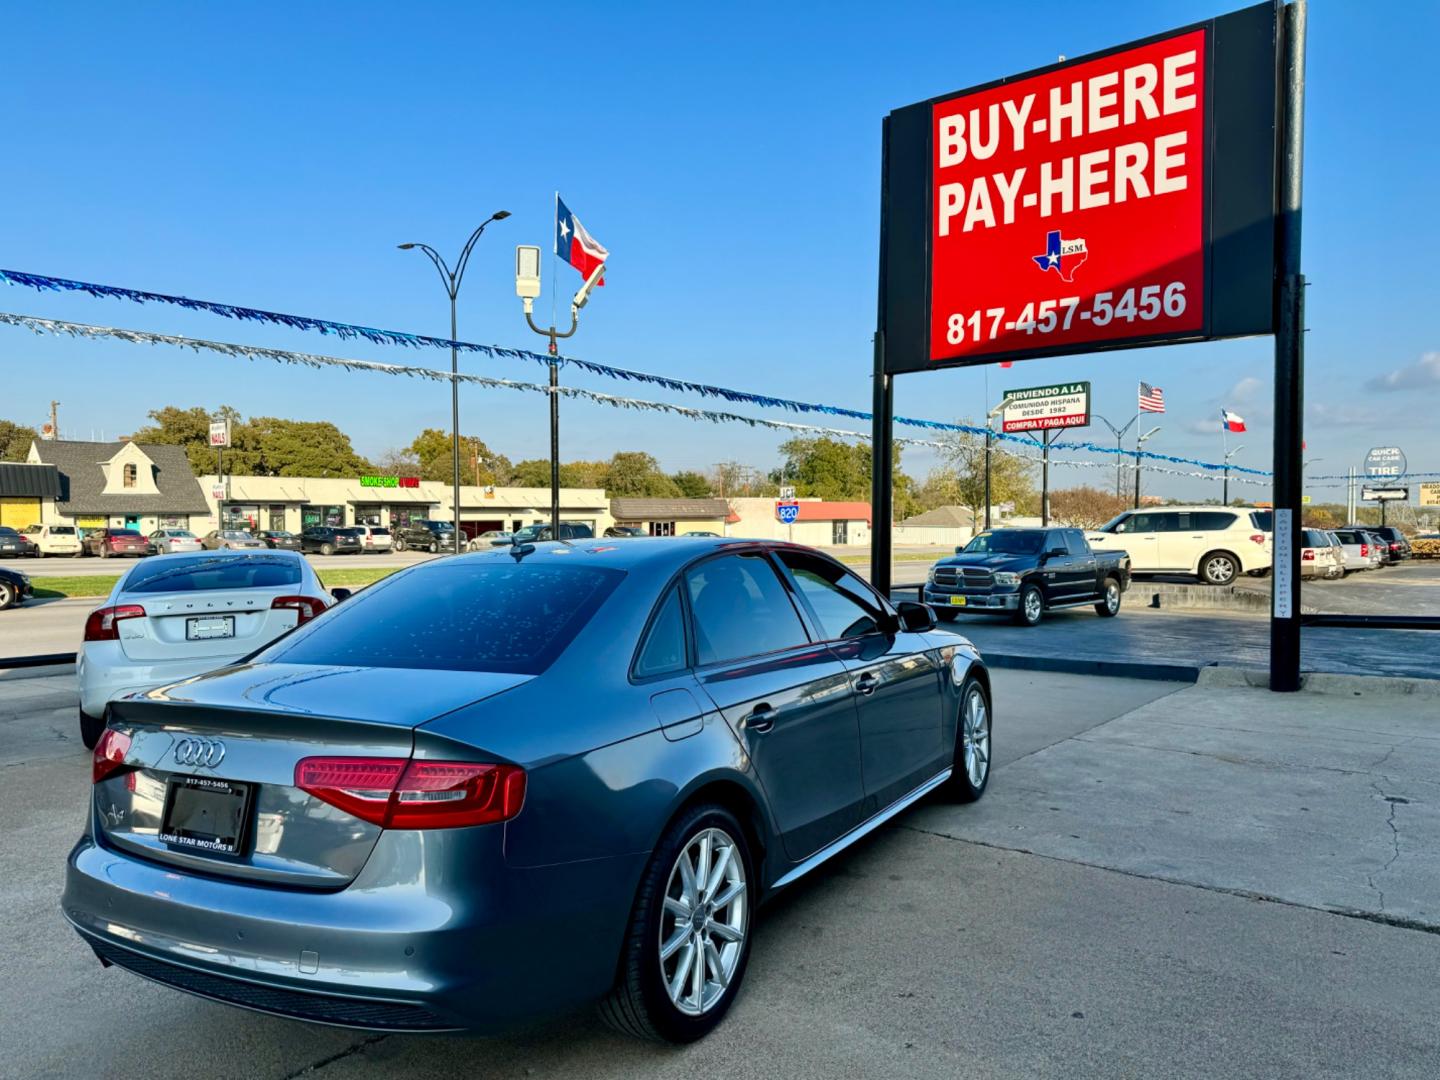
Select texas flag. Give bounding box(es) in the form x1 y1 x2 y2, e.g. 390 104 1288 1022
556 195 608 285
1221 409 1247 433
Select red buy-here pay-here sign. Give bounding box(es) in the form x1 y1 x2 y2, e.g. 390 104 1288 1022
930 29 1206 362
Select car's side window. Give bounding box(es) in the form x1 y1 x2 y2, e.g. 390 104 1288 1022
1196 511 1238 530
685 553 810 665
634 586 689 679
1063 529 1088 555
775 552 883 641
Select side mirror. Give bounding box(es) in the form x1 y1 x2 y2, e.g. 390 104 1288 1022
896 601 936 633
330 587 353 602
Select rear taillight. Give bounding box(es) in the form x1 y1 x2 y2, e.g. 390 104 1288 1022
83 604 146 642
1390 543 1401 552
271 595 328 624
294 757 527 829
1302 549 1315 561
1249 534 1266 545
93 729 132 784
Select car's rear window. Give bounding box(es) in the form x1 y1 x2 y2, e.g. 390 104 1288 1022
49 526 76 535
109 530 143 538
124 555 303 594
1249 510 1274 531
267 561 625 675
370 528 390 536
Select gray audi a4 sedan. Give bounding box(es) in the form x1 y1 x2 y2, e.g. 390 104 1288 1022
64 537 993 1042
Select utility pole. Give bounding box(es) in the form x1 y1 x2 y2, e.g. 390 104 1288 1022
48 400 60 440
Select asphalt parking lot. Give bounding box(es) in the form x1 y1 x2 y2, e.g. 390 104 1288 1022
5 664 1438 1079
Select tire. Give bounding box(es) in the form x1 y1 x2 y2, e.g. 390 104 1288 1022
320 544 333 556
1012 584 1043 626
1094 576 1122 617
945 674 991 803
100 545 111 559
394 538 407 552
428 540 439 554
599 804 754 1043
935 606 960 622
0 581 14 610
1199 551 1239 586
79 708 105 750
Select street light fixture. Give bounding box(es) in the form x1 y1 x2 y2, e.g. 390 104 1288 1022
397 209 510 555
1094 413 1138 501
1134 426 1161 508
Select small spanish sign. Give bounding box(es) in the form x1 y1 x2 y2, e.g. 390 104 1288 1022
1001 381 1091 433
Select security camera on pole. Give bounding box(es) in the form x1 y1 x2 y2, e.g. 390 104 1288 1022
517 195 608 536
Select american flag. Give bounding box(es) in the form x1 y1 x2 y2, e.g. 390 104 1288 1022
1138 382 1166 413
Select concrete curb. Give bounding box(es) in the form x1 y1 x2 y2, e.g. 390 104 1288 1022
1197 666 1440 697
979 651 1203 684
0 661 77 681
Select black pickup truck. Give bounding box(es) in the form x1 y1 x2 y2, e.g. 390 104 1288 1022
923 527 1131 627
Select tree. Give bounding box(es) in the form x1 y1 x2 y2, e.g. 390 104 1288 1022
932 425 1035 527
1048 486 1130 528
131 405 246 474
407 430 511 486
0 419 38 461
248 418 371 477
606 452 680 498
671 470 713 498
373 447 421 476
509 458 609 490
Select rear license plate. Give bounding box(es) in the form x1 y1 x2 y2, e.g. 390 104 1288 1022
948 595 967 606
159 776 253 854
186 615 235 640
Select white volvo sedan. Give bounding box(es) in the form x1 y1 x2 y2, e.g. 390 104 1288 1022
77 550 336 748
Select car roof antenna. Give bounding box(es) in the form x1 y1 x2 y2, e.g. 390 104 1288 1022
509 533 537 561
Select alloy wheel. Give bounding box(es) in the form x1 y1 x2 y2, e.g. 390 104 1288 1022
1105 581 1120 612
962 683 990 787
1024 590 1042 623
1205 555 1236 584
659 827 747 1017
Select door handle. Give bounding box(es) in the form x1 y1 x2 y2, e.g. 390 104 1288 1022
855 672 879 696
744 703 775 734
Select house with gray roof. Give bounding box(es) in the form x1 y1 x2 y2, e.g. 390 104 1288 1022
25 439 210 534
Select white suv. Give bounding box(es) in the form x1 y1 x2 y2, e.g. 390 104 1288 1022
1086 507 1272 585
19 523 82 557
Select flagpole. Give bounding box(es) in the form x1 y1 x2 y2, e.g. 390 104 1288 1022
1222 419 1229 505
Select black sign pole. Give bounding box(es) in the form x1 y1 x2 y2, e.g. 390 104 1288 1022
871 117 895 600
1270 0 1308 692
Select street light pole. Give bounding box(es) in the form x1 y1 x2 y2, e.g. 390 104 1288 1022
1095 413 1138 501
1223 444 1245 505
1134 426 1161 508
517 252 605 536
398 210 510 554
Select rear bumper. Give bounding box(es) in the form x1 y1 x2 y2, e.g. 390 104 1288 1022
77 646 242 718
923 586 1020 611
62 826 646 1031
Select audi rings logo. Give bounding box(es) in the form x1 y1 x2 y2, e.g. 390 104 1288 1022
173 737 226 769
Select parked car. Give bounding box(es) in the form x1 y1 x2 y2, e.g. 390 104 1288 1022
1300 529 1344 579
147 529 204 555
74 550 333 749
1086 506 1271 585
1356 528 1397 566
301 526 362 556
604 526 647 538
65 538 987 1041
256 530 302 552
926 527 1130 626
19 523 83 557
200 530 267 551
354 526 393 551
0 564 33 609
683 531 721 538
392 518 458 553
0 526 39 558
511 521 596 543
1331 528 1381 573
84 528 152 559
466 530 513 551
1363 526 1411 563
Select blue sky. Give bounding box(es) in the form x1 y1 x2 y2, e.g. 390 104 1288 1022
3 1 1437 501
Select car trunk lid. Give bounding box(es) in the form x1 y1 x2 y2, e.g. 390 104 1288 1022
95 664 531 886
115 587 306 662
